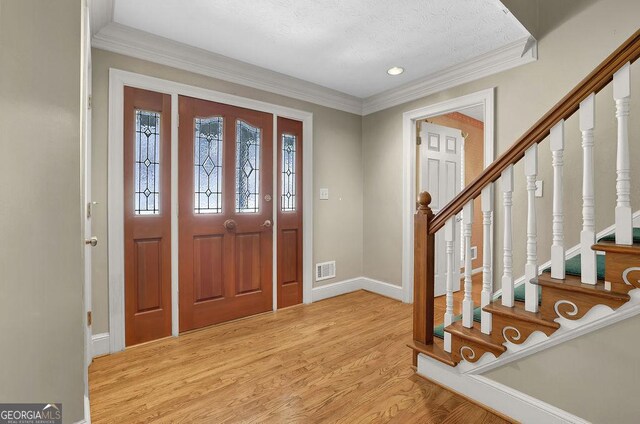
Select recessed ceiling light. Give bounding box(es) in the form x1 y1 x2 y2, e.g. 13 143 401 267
387 66 404 76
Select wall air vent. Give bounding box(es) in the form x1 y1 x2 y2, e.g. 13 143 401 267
315 261 336 281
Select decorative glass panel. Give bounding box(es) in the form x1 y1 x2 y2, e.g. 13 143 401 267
281 133 297 212
134 110 160 215
235 120 261 213
194 117 223 214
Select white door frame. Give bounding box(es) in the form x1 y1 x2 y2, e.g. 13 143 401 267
81 1 92 422
401 88 495 303
107 69 314 353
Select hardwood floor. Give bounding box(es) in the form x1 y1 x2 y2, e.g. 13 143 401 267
90 287 506 423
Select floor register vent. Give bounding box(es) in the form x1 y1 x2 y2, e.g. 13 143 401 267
316 261 336 281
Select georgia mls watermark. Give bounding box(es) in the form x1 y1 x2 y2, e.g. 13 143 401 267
0 404 62 424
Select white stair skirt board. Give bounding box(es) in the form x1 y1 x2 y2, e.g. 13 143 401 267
92 332 111 358
311 277 404 302
416 354 590 424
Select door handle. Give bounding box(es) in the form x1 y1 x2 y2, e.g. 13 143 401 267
223 219 237 231
261 219 272 229
85 236 98 247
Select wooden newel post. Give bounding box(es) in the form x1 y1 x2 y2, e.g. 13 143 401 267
414 191 435 346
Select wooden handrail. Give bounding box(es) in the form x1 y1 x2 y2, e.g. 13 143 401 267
428 28 640 235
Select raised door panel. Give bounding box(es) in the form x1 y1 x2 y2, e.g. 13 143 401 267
135 239 162 312
281 229 299 284
193 235 225 302
235 232 262 295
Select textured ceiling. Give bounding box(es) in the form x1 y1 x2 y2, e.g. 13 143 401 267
113 0 529 98
460 105 485 122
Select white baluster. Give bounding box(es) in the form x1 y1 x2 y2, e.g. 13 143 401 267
462 201 474 328
525 144 539 313
481 185 493 335
580 94 597 284
551 120 566 279
444 218 455 353
614 63 632 245
501 165 514 308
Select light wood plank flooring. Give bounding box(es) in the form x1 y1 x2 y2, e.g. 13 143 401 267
90 287 503 423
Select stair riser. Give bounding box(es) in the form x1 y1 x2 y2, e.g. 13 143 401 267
490 315 558 345
539 286 628 321
603 252 640 293
450 336 505 364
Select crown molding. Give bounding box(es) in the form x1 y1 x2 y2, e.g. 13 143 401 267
92 23 364 115
92 22 536 117
89 0 113 36
362 36 537 115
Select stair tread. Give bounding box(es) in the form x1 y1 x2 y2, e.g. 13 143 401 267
445 321 507 352
408 339 457 367
483 302 560 329
543 254 605 281
598 227 640 244
533 272 630 301
433 306 481 340
592 241 640 254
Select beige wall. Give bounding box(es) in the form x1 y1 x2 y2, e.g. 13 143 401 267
362 0 640 287
0 0 85 422
91 49 364 334
485 313 640 423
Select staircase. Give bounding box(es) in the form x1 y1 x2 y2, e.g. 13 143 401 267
408 28 640 419
415 229 640 366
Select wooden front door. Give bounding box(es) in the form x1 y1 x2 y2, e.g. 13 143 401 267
124 87 172 346
178 96 274 332
277 117 303 308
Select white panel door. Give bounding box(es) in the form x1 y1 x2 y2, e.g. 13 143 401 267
419 122 463 296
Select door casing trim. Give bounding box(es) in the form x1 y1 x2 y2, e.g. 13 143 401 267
108 69 313 353
401 88 495 303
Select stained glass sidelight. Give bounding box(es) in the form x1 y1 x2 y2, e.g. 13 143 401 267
235 120 261 213
281 133 297 212
194 117 223 213
134 110 161 215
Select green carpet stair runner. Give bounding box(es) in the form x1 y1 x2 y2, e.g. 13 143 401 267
433 228 637 340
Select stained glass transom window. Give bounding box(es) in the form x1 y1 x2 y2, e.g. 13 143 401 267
134 110 160 215
281 133 297 212
194 117 223 214
235 120 261 213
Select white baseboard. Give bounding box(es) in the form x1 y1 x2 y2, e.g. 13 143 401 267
311 278 363 302
92 332 110 357
312 277 403 302
360 277 404 301
417 354 589 424
73 395 90 424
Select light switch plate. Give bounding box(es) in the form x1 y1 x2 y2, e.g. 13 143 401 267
320 188 329 200
535 180 543 197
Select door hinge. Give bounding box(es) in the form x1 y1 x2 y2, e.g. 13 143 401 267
87 311 92 326
416 120 422 145
87 201 98 218
88 95 92 110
